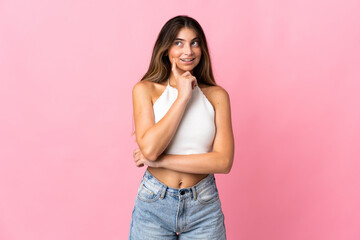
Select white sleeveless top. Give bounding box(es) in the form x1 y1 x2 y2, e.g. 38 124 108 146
153 79 216 155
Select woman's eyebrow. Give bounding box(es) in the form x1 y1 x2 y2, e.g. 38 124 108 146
174 37 199 41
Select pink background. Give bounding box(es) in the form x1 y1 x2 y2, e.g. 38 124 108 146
1 0 359 239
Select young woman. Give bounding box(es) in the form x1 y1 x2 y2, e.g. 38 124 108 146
129 15 234 239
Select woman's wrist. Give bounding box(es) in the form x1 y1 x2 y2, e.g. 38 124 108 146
156 153 166 168
176 95 190 105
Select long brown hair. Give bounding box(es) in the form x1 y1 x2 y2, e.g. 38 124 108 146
141 15 216 86
131 15 216 136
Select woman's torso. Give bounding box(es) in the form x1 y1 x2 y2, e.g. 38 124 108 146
147 80 217 189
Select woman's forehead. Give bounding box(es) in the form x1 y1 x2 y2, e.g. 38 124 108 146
176 28 198 39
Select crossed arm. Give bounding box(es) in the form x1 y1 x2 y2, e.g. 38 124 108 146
134 150 233 174
132 81 234 174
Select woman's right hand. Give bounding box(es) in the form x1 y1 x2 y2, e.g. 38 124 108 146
171 58 197 102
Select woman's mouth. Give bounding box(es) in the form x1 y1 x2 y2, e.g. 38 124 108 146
180 58 195 64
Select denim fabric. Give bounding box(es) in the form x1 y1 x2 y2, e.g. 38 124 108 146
129 169 226 240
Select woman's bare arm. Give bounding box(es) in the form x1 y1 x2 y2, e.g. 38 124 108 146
133 59 197 161
133 82 188 161
134 86 235 174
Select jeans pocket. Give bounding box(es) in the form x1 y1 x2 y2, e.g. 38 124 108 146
197 183 219 205
137 181 161 203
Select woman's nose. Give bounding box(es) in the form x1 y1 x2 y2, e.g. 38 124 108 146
183 43 193 55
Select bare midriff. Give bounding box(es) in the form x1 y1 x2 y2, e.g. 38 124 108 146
147 167 209 189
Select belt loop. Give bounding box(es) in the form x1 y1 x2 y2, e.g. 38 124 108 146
160 185 167 199
191 186 197 200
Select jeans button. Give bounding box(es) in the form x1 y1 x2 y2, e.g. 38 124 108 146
180 190 185 195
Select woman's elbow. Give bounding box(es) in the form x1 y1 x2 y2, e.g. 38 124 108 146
140 146 160 162
221 156 233 174
141 147 158 161
136 138 158 161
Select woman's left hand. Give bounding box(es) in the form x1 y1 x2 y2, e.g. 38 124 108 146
133 147 159 168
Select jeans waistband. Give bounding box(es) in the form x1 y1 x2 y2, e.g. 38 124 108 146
142 169 215 200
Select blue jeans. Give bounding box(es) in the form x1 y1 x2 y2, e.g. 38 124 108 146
129 169 226 240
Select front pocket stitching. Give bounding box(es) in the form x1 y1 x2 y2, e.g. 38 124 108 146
197 193 219 204
141 185 154 196
197 186 219 204
137 184 161 203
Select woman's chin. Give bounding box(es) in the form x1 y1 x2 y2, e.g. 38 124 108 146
179 65 198 72
180 66 194 71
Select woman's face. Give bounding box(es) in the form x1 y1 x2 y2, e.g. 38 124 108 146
167 27 202 75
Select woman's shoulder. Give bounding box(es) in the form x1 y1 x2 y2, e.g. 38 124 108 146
133 80 161 93
133 79 154 91
132 80 166 103
134 79 167 88
198 83 230 109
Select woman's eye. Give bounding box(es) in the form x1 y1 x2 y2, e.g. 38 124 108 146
174 41 199 47
192 41 199 46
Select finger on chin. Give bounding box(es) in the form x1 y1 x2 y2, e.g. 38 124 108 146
172 58 180 76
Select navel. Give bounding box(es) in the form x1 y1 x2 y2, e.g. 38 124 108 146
178 181 183 189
